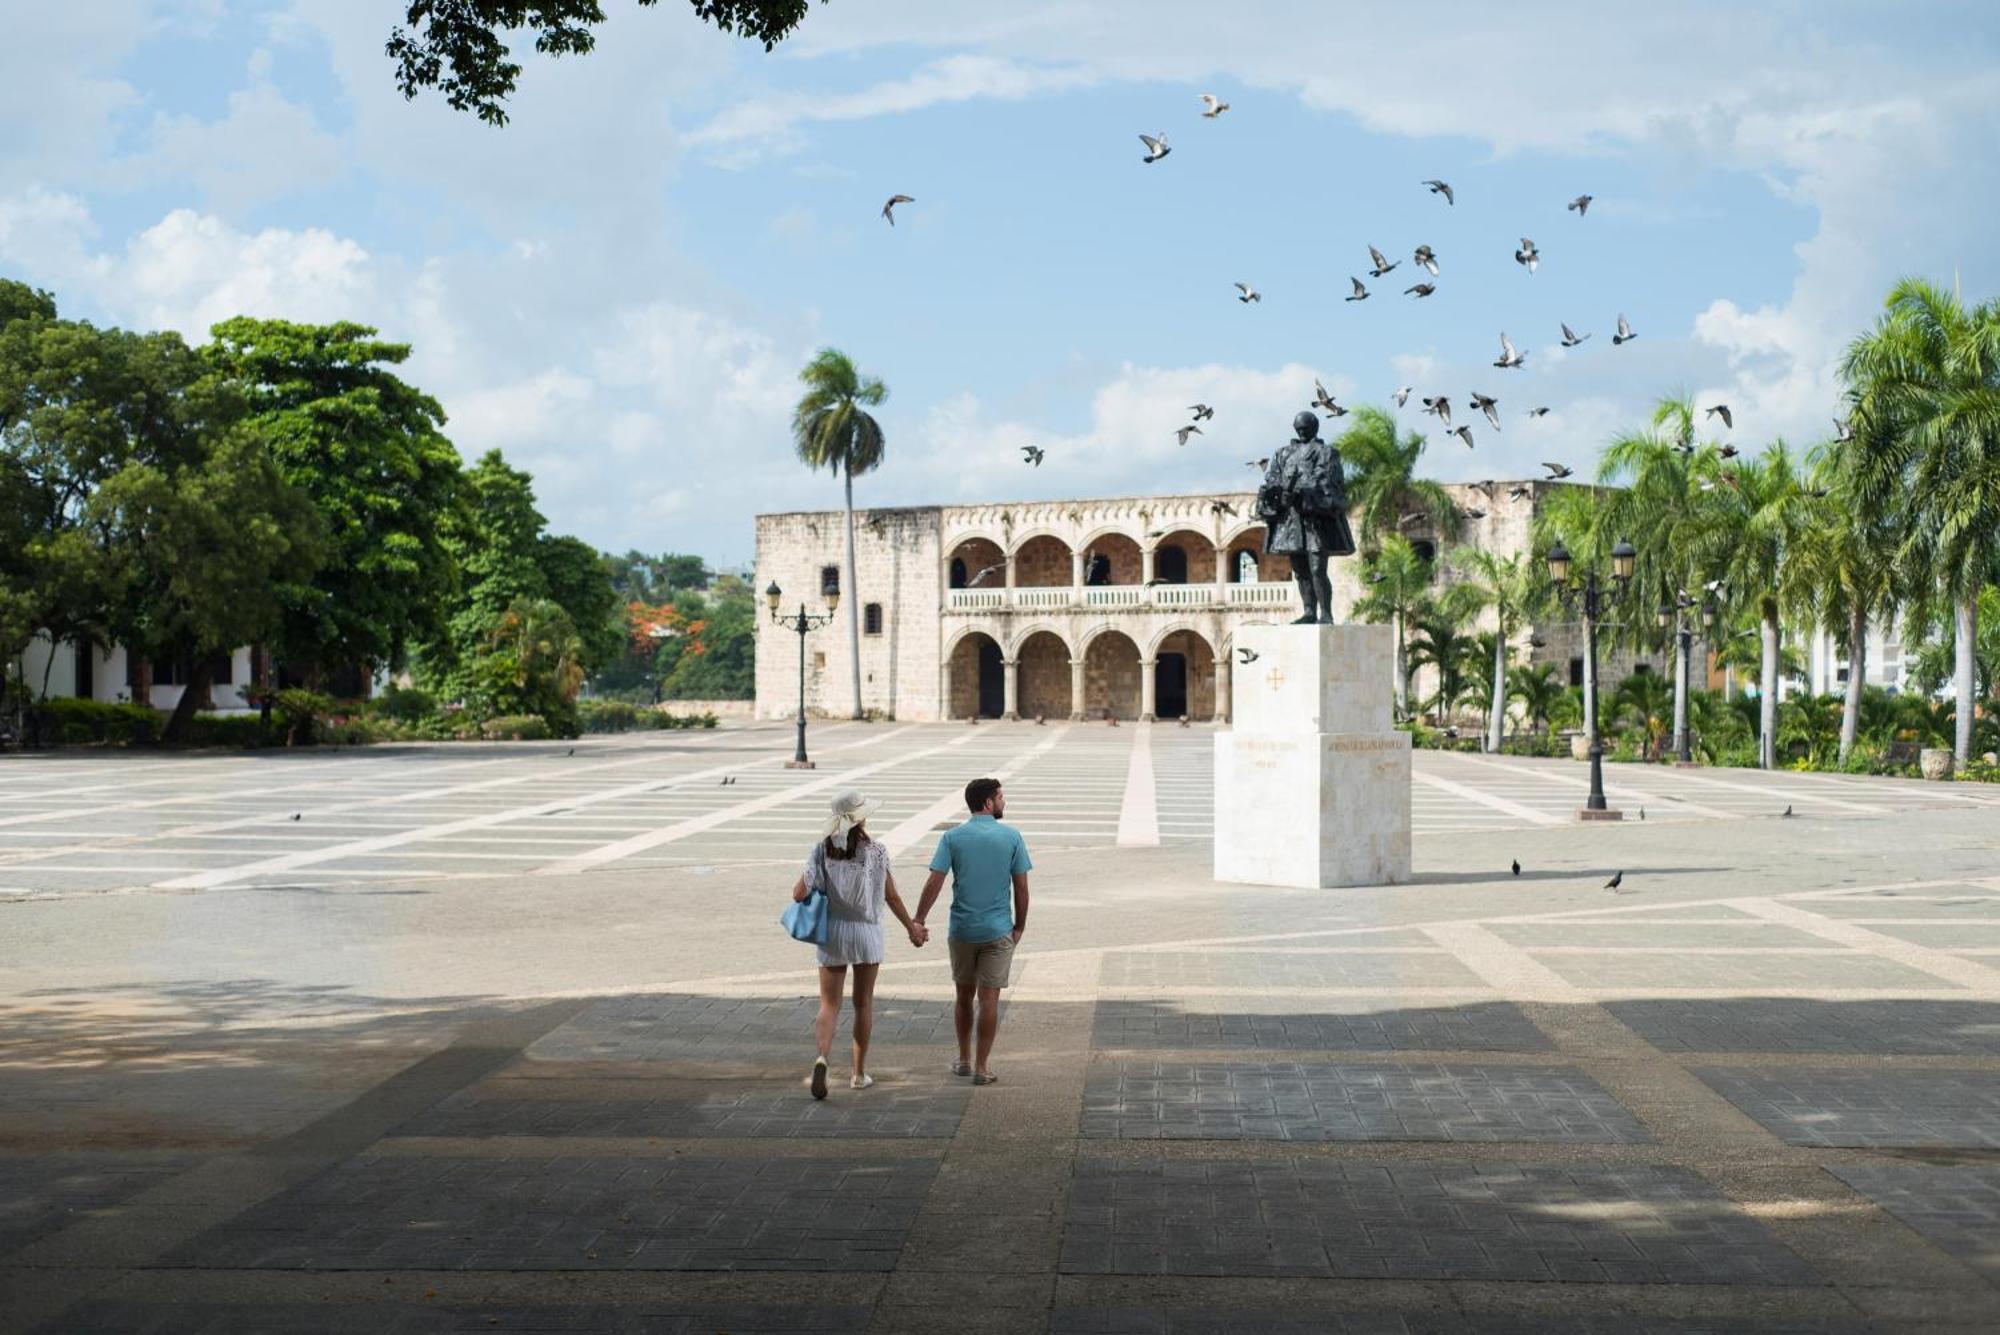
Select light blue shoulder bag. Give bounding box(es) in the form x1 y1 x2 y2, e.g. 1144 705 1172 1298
782 845 830 945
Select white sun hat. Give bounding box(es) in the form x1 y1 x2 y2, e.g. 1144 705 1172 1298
822 788 877 840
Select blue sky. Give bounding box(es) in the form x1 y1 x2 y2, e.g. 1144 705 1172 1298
3 1 1996 567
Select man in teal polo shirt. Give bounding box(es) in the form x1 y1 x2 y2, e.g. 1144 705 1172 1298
914 776 1031 1086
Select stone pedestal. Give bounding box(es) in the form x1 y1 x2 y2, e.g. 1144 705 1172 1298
1214 623 1411 889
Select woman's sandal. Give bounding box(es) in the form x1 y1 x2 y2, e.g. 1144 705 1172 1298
809 1056 829 1100
950 1061 972 1077
972 1071 999 1086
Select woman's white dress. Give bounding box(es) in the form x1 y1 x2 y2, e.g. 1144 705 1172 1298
805 838 890 967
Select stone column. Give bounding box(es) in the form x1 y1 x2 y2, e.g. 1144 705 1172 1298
1002 658 1019 720
1004 554 1016 590
1216 645 1233 724
1071 548 1085 597
1069 658 1086 721
1213 546 1230 587
1141 545 1155 586
1140 657 1157 722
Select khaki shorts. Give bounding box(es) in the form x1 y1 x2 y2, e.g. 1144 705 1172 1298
949 934 1015 990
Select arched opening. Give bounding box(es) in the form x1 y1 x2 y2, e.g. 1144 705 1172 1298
1010 534 1074 587
1079 532 1142 586
1225 529 1288 583
948 631 1006 719
1015 630 1072 719
946 537 1005 590
1154 628 1218 721
1150 529 1216 585
1083 630 1142 720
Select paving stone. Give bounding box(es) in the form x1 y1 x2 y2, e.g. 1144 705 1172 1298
395 1078 969 1139
1099 951 1486 989
527 995 968 1061
1059 1158 1817 1284
50 1301 873 1333
159 1153 936 1272
1091 1000 1553 1054
1487 922 1828 949
0 1150 202 1256
1793 890 2000 920
1080 1061 1652 1144
1050 1313 1873 1334
1603 999 2000 1056
1693 1067 2000 1148
1538 952 1956 992
1830 1163 2000 1279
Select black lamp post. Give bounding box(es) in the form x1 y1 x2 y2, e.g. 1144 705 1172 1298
1546 535 1636 819
765 570 840 769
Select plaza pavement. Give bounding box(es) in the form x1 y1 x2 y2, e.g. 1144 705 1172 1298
4 720 2000 1332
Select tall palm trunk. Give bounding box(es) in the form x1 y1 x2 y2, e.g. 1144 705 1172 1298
1392 611 1408 718
1954 593 1976 762
1759 609 1779 769
1486 631 1506 753
1671 617 1688 761
842 467 863 720
1838 605 1866 766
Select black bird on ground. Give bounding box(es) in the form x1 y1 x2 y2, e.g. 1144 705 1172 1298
1511 859 1521 876
1782 804 1794 818
290 813 301 821
566 747 574 757
1604 870 1625 891
721 777 735 786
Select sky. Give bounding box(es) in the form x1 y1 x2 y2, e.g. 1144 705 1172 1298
2 1 1996 570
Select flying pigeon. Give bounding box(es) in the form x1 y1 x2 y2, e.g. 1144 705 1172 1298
1393 386 1413 408
1139 133 1170 163
1236 646 1259 664
967 561 1006 586
1175 424 1204 446
1021 445 1045 466
1542 461 1574 479
1528 406 1551 418
1673 438 1695 456
1560 322 1590 347
1567 194 1593 216
1494 332 1526 369
1414 244 1439 275
1464 506 1488 519
1404 282 1436 298
1612 313 1636 345
1188 403 1215 421
1451 425 1475 449
1422 179 1454 205
1367 244 1399 277
1209 498 1238 517
1470 391 1501 431
881 194 913 225
1718 443 1739 459
1705 404 1733 430
1514 238 1539 273
1421 396 1453 428
1345 277 1369 302
1313 379 1341 414
1199 93 1230 118
1245 457 1269 470
1508 486 1531 500
1234 282 1260 303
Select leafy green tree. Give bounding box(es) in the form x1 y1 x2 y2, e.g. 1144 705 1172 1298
425 449 552 700
1531 483 1622 741
387 0 822 125
1690 442 1812 768
1451 548 1550 751
537 534 623 672
1406 585 1484 721
1335 406 1461 551
1842 277 2000 763
661 578 755 699
604 550 708 603
1507 662 1565 736
205 318 463 687
1609 669 1674 759
0 279 56 329
792 347 885 721
1349 534 1434 718
469 596 586 731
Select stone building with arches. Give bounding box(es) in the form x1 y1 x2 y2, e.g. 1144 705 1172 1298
753 483 1648 724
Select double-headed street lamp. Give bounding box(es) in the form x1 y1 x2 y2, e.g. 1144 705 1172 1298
765 570 840 770
1546 535 1636 819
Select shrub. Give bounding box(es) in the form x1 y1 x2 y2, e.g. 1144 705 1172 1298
481 714 551 741
578 699 645 733
184 714 272 748
30 697 160 746
373 685 438 722
271 688 335 746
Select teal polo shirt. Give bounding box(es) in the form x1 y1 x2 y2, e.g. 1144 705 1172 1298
928 813 1032 944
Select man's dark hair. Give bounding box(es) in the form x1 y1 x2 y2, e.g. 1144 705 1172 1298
964 777 1002 812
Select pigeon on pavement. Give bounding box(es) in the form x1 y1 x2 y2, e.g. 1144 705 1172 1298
1604 870 1625 891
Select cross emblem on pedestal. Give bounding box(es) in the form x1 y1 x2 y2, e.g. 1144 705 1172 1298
1264 667 1286 691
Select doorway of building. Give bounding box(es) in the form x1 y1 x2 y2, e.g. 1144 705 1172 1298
977 639 1005 717
1155 653 1187 719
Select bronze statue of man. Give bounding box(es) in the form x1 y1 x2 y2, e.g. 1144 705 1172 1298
1256 409 1356 624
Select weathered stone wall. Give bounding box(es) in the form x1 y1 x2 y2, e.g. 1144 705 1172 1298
1084 630 1144 720
1156 628 1218 719
1013 535 1071 587
1016 631 1071 718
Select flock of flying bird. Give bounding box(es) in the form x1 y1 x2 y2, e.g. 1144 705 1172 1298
882 92 1755 490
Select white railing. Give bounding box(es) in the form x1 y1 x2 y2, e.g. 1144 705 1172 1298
1082 586 1144 608
1225 582 1298 606
1015 588 1072 609
1152 584 1214 607
945 589 1006 610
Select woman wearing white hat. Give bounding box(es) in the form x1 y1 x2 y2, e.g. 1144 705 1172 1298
790 787 928 1099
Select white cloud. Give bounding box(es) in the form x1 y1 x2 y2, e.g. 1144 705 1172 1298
131 73 344 212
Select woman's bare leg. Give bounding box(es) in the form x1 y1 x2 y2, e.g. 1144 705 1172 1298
849 963 879 1077
815 965 846 1061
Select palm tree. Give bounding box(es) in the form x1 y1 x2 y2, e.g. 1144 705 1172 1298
1337 407 1462 551
792 348 887 721
1530 483 1618 742
1690 443 1812 768
1507 662 1565 737
1406 586 1483 723
1842 278 2000 763
1599 395 1718 762
1350 534 1433 717
1452 548 1549 751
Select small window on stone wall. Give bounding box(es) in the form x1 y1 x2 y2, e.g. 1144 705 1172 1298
813 651 826 670
1569 657 1585 687
864 602 883 635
